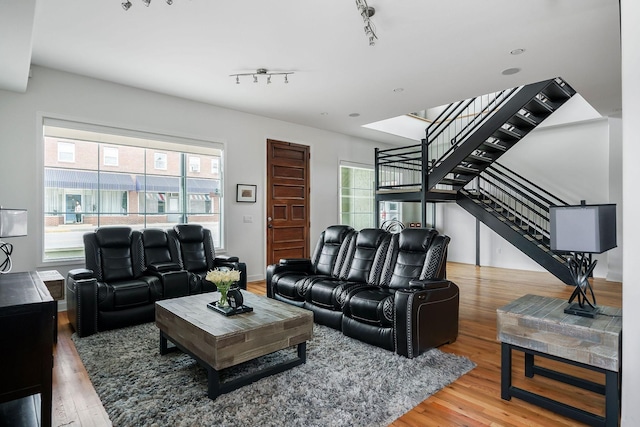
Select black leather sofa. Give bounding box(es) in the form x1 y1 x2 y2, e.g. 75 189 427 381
66 224 246 337
266 225 459 358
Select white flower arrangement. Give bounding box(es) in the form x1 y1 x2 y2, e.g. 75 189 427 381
205 268 241 288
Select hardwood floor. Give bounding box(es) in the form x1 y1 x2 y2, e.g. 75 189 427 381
51 263 622 426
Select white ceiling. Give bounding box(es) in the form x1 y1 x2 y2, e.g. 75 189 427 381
2 0 621 145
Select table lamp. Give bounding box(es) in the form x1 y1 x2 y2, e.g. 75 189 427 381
550 201 616 318
0 208 28 274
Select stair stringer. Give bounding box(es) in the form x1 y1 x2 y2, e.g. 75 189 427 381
426 80 557 192
456 192 573 285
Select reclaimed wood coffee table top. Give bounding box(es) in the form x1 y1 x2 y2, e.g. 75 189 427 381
155 291 313 371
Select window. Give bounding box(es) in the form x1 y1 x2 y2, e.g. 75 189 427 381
339 164 375 229
189 156 201 173
43 119 224 262
211 157 220 175
57 141 75 162
154 152 167 170
103 146 119 166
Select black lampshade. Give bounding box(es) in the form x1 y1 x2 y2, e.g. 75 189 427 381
550 203 616 254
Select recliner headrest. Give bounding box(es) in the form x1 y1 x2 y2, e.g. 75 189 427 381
173 224 204 242
356 228 389 248
94 227 133 248
323 225 354 244
142 229 168 248
398 228 438 252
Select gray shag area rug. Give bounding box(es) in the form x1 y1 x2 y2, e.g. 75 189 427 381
72 322 475 427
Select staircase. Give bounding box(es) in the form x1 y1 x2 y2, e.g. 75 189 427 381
457 163 574 284
426 78 575 192
375 77 577 284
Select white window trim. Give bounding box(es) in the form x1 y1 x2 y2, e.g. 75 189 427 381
39 115 227 266
338 160 375 227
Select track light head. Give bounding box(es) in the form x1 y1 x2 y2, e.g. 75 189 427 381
122 1 132 10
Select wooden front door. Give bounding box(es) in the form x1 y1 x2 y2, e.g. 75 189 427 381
266 139 310 266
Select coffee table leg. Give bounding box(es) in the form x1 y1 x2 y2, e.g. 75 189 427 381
159 331 179 355
159 331 168 355
501 342 512 400
297 342 307 363
207 367 221 400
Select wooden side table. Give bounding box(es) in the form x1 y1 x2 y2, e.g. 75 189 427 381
37 270 64 301
37 270 64 343
497 294 621 427
0 271 55 427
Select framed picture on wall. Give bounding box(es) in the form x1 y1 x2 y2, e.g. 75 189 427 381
236 184 257 203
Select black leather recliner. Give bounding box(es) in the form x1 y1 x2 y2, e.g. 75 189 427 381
267 226 459 358
67 224 247 337
167 224 247 292
302 228 391 329
140 228 190 299
66 227 160 337
341 228 457 358
266 225 356 307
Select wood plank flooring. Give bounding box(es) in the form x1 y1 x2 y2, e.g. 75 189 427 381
51 262 622 426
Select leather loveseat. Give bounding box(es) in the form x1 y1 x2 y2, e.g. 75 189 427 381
67 224 246 337
266 225 459 358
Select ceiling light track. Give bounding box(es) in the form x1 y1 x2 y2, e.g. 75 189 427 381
355 0 377 46
122 0 173 11
230 68 294 85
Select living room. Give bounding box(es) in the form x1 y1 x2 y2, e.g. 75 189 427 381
0 1 638 426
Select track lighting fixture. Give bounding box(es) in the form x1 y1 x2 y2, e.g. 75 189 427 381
121 0 174 10
230 68 294 85
355 0 378 46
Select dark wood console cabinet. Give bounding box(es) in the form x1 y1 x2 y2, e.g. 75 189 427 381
0 272 55 427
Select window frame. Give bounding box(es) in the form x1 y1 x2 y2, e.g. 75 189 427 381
103 146 119 166
338 162 376 229
40 116 226 265
57 141 75 163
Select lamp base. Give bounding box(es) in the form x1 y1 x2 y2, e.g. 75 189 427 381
564 303 600 318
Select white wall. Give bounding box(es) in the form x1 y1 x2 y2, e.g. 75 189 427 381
621 0 639 424
0 66 389 283
438 113 622 281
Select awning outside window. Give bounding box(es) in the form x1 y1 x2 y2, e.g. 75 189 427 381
187 178 220 194
46 170 220 195
136 176 180 192
45 168 136 191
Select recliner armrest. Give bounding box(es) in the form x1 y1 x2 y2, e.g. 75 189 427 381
215 255 239 263
409 279 450 290
66 272 99 338
279 258 312 267
68 268 94 280
147 262 181 273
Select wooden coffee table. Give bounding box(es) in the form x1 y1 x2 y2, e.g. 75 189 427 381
155 291 313 400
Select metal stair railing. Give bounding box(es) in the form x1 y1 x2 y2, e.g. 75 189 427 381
425 87 521 173
375 145 423 191
375 87 522 193
463 162 570 245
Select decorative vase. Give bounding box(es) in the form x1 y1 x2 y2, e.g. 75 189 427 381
217 283 231 307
